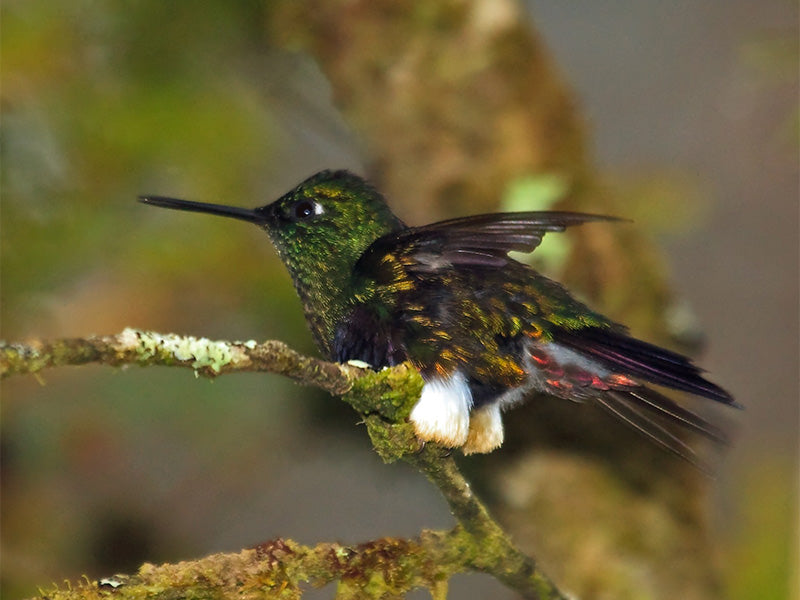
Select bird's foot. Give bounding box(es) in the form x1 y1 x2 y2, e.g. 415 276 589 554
345 359 373 369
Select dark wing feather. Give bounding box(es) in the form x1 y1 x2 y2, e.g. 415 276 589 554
406 211 624 262
356 211 623 275
554 327 738 406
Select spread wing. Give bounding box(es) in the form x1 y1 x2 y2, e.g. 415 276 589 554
356 211 623 274
346 211 620 365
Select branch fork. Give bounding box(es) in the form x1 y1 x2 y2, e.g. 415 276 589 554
2 330 565 599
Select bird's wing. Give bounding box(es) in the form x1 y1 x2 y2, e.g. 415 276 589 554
356 211 622 275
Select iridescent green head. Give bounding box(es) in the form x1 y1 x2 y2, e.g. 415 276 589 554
140 170 405 356
260 170 404 271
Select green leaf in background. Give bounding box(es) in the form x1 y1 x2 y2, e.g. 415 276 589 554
500 172 569 272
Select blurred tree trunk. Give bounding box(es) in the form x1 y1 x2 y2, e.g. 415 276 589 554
270 1 723 599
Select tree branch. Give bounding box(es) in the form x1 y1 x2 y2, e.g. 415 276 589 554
3 330 566 599
0 328 356 394
32 532 463 600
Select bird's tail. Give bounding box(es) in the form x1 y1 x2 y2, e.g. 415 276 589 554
553 327 738 406
596 387 728 474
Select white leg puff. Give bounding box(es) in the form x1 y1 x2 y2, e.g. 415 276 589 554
463 402 504 455
410 371 472 448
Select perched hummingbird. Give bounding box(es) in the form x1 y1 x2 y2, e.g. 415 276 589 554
140 170 736 464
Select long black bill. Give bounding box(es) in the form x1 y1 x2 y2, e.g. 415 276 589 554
138 195 267 224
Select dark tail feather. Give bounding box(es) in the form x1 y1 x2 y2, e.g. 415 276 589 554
624 387 729 445
554 328 739 407
597 390 723 475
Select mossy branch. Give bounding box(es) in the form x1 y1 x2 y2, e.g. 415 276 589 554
31 532 474 600
2 330 566 600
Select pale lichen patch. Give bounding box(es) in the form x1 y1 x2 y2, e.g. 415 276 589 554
115 327 141 351
117 328 250 373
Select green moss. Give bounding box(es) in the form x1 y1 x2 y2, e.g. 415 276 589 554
362 416 418 464
0 343 38 375
337 364 425 464
344 363 423 419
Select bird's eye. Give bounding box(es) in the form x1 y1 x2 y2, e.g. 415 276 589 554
291 200 322 222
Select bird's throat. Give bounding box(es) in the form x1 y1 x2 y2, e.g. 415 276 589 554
269 242 358 359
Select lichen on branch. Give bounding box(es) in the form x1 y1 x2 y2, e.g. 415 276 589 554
0 328 357 394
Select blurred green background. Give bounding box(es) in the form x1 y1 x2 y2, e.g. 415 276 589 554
1 2 797 599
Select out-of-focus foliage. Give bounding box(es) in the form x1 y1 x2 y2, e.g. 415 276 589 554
725 459 797 600
1 1 305 342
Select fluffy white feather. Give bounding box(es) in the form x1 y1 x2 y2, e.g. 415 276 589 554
462 402 504 454
410 371 472 447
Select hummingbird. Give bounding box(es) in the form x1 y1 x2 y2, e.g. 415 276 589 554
140 170 736 465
